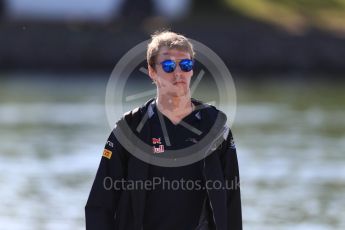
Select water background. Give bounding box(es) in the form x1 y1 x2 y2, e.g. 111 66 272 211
0 74 344 230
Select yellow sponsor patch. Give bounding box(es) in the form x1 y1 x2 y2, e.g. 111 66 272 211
102 149 112 159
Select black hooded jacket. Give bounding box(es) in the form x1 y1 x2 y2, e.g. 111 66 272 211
85 98 242 230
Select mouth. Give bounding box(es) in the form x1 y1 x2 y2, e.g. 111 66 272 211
173 82 186 85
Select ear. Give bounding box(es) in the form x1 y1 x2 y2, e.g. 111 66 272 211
148 65 157 81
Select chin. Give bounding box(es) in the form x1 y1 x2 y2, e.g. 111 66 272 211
168 89 189 97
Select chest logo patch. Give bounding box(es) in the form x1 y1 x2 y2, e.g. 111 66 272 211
152 137 161 144
152 137 165 154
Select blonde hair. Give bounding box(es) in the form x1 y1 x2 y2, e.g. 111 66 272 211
147 30 195 68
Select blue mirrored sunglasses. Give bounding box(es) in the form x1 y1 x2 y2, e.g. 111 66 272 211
158 59 194 73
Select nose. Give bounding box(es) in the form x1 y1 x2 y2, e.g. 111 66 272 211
173 65 184 78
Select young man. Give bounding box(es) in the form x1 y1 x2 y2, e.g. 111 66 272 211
85 31 242 230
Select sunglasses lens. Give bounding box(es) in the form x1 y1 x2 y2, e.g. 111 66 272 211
179 59 193 72
161 60 176 73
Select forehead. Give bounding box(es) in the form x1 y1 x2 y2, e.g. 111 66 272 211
156 46 191 60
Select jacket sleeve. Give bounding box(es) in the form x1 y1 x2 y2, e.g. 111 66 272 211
219 128 243 230
85 129 127 230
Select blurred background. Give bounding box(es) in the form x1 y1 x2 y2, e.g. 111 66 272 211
1 0 345 229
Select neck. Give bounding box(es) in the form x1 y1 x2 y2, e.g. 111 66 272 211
155 92 193 117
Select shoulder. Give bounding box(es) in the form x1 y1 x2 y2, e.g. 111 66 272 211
116 98 155 127
192 98 228 123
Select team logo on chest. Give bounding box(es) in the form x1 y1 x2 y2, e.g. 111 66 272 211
152 137 165 154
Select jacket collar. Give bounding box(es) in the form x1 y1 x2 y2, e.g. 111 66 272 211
147 98 202 120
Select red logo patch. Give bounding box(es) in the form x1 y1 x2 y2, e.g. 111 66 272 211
152 137 161 145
